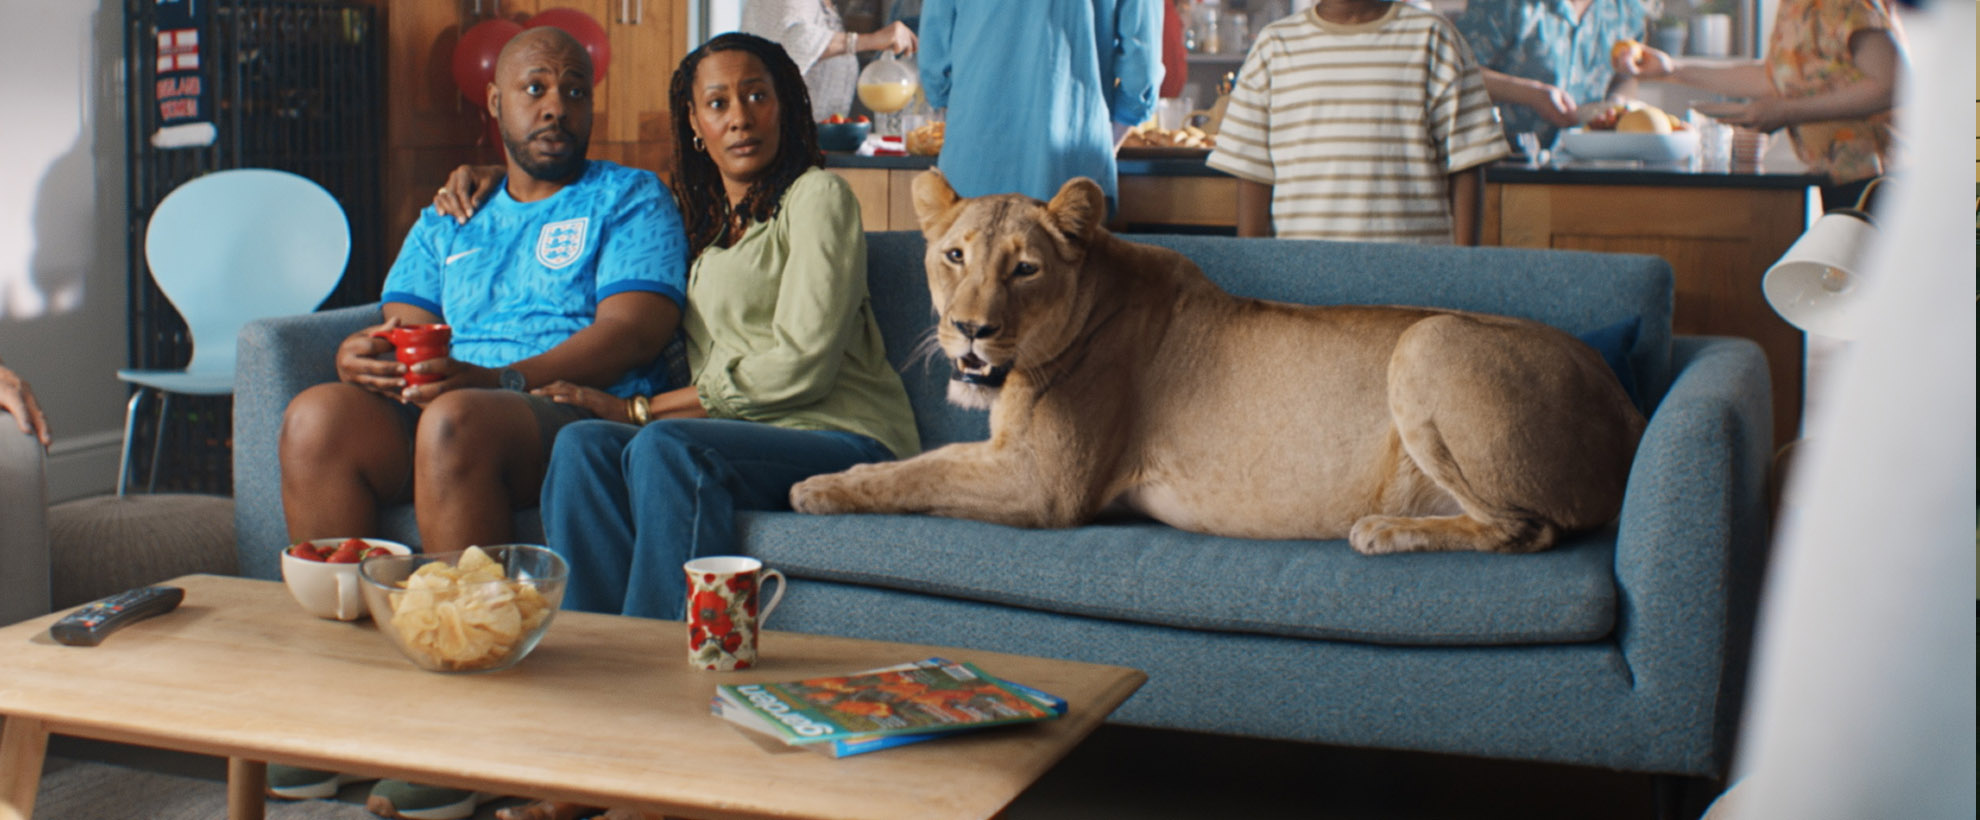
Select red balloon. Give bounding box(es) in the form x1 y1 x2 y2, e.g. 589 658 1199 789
525 8 611 83
452 18 524 104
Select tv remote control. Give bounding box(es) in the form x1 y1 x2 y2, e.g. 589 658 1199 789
49 585 185 646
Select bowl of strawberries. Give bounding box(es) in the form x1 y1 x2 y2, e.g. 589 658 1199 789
281 537 412 621
817 113 871 152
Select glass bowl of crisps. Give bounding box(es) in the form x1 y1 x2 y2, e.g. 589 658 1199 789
358 544 568 674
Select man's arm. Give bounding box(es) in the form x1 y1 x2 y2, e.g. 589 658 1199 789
1478 67 1579 128
497 291 679 392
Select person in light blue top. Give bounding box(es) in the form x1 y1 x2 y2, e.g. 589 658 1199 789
1455 0 1651 148
381 157 686 400
918 0 1162 215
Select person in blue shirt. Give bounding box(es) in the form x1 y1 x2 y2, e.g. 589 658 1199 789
280 27 686 594
1455 0 1651 148
271 26 688 820
917 0 1162 216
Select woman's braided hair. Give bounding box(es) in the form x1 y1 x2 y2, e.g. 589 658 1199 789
669 32 824 258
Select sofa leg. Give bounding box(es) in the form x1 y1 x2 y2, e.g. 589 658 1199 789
1654 774 1723 820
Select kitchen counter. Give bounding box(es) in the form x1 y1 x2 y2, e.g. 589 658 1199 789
825 151 1815 447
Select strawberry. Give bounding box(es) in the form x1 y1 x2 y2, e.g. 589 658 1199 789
364 546 392 559
288 542 325 561
827 113 846 124
326 539 365 564
854 115 870 124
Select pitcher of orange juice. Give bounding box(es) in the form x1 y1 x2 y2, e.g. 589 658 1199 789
857 52 918 137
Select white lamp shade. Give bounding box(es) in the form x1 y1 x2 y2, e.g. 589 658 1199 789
1762 210 1877 339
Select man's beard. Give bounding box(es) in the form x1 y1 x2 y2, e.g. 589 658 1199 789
504 125 589 183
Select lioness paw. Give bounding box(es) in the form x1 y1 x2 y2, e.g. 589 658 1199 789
790 474 855 515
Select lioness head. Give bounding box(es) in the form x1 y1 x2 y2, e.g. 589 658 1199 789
910 170 1107 410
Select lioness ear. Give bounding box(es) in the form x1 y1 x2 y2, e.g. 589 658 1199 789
1044 177 1106 244
911 169 963 239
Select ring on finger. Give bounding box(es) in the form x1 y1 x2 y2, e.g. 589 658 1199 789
437 187 449 196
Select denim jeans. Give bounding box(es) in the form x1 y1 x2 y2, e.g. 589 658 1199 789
539 418 894 619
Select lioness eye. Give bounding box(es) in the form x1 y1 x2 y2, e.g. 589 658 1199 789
944 248 963 264
1012 262 1038 278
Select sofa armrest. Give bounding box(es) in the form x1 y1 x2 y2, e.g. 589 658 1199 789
1612 335 1773 767
233 303 382 580
1 413 50 625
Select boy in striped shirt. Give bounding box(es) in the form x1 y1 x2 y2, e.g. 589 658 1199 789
1206 0 1509 244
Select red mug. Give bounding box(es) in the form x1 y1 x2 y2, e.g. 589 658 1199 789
372 324 451 385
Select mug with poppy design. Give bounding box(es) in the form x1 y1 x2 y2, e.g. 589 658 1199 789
684 555 786 671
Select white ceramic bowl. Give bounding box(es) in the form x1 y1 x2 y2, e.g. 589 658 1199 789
1558 127 1699 162
280 537 413 620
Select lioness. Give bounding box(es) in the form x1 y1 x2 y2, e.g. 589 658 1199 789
790 171 1646 555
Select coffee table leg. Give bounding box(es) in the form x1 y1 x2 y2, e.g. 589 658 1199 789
0 715 50 819
227 758 267 820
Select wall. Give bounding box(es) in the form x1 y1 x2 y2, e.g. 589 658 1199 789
0 0 130 502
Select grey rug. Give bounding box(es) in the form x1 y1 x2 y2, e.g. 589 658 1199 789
32 759 523 820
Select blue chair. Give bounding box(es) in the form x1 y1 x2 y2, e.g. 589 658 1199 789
120 169 348 495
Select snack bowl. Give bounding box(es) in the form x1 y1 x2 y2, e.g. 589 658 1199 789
1558 127 1699 162
282 537 413 621
359 544 568 674
817 120 871 152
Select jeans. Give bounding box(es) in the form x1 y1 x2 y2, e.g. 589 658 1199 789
539 418 894 619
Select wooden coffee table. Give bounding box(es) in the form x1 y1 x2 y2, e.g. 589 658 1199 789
0 574 1145 820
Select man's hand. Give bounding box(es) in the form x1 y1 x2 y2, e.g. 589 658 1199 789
398 358 499 407
0 363 50 447
1713 95 1793 133
432 164 506 225
1522 81 1581 127
531 380 631 423
337 319 409 397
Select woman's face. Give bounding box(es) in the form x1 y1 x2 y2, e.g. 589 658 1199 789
688 50 783 203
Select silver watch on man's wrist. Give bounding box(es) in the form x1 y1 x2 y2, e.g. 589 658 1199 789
499 367 526 392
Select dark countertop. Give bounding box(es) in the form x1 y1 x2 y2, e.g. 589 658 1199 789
824 151 1826 190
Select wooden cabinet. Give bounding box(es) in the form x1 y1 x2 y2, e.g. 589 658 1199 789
1483 181 1811 449
826 167 924 232
379 1 686 261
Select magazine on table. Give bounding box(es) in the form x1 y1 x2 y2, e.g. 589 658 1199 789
710 657 1066 758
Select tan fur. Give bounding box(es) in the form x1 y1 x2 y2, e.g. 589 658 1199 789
789 172 1647 554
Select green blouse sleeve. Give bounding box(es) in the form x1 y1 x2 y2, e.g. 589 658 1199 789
696 171 870 419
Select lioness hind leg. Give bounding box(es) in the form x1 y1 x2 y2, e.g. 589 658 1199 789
1349 512 1558 555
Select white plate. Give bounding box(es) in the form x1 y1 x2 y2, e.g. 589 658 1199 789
1558 128 1699 162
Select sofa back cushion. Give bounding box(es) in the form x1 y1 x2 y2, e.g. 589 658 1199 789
862 231 1674 451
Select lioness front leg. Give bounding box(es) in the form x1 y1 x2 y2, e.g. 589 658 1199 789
791 442 1084 528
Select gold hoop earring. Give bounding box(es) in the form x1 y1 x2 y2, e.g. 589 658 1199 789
693 135 704 151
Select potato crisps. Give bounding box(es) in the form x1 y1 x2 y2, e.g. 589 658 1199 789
385 546 551 671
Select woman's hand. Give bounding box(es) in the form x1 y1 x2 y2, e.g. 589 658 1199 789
0 363 50 447
861 21 918 56
433 164 505 224
337 318 408 397
533 380 633 424
1613 44 1674 79
1711 95 1792 134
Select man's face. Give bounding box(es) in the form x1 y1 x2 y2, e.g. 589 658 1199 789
488 38 593 183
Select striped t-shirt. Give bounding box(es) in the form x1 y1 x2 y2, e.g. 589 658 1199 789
1206 3 1509 244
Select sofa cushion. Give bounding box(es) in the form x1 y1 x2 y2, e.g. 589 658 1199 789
739 511 1617 646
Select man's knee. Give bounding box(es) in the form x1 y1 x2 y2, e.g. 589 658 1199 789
415 390 539 474
282 383 372 458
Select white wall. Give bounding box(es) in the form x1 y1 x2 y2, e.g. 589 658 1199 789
0 0 131 501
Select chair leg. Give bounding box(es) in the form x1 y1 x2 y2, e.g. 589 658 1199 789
146 392 172 493
116 387 150 498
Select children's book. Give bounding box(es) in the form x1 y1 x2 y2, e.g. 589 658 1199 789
710 657 1066 758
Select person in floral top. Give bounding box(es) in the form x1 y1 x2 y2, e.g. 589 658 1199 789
1455 0 1652 149
1614 0 1905 210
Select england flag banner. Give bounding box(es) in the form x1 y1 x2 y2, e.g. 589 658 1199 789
152 0 216 149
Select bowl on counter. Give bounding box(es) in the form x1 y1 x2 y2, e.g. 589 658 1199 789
359 544 567 674
1557 127 1698 162
817 120 871 153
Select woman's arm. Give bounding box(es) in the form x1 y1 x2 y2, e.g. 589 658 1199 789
696 176 869 419
1616 47 1776 98
1727 29 1901 132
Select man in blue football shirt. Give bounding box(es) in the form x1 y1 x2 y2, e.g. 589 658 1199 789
278 26 687 562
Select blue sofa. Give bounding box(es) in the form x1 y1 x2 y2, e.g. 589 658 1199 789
235 232 1772 780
